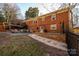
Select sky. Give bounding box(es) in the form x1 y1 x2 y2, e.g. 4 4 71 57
17 3 61 19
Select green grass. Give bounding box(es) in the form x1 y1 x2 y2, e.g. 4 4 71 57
0 34 46 56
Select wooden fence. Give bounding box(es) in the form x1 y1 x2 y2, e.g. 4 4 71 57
65 31 79 56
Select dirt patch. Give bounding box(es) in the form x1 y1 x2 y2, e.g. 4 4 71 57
0 32 11 45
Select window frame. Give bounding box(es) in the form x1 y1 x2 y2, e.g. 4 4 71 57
51 14 56 20
50 24 57 30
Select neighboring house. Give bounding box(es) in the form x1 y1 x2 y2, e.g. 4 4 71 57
25 8 69 33
10 19 24 30
0 19 25 32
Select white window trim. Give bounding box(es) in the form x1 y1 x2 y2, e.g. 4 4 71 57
50 24 57 30
51 14 56 20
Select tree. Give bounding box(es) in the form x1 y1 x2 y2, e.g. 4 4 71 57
0 11 5 22
25 7 39 19
2 3 21 30
2 3 20 23
68 3 77 32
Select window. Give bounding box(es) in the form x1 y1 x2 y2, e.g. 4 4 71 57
51 14 56 20
35 21 37 23
50 24 57 30
37 27 39 30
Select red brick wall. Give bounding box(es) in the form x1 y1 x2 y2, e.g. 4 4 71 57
56 11 69 32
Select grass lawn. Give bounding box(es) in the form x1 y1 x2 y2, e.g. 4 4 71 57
0 33 46 56
0 33 68 56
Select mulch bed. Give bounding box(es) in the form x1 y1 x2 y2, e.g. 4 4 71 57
35 33 66 43
31 39 69 56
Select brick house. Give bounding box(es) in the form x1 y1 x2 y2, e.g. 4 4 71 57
25 8 70 33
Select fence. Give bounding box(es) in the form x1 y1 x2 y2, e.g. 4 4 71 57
65 31 79 56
